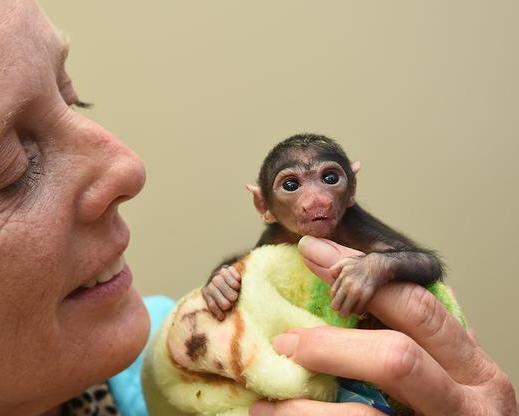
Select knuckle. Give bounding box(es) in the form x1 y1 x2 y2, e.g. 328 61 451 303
404 285 446 337
213 274 224 285
382 332 421 380
208 286 219 296
493 370 516 400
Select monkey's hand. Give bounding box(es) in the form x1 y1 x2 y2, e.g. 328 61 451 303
330 254 390 317
201 265 242 321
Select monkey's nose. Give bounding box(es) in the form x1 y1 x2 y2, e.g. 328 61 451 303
302 196 333 213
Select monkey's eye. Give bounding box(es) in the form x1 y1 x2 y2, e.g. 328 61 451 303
282 179 300 192
322 172 339 185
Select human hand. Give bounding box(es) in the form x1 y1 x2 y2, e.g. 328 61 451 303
250 237 518 415
330 253 390 317
201 265 241 321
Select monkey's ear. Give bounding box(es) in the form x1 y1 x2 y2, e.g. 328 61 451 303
347 163 359 207
246 184 277 224
351 160 361 175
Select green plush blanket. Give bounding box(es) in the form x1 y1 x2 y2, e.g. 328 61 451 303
142 244 465 415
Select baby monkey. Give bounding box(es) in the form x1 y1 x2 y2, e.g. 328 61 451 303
202 134 443 320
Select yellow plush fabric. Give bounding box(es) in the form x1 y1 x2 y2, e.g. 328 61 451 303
141 244 464 415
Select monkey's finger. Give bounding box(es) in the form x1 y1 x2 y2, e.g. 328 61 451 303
212 277 238 303
207 285 233 310
202 289 225 321
227 265 241 280
221 268 241 290
353 291 373 315
330 258 358 276
339 294 358 318
331 285 348 311
330 274 352 297
330 276 343 297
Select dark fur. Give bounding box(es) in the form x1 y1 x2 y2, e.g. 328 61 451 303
210 133 443 286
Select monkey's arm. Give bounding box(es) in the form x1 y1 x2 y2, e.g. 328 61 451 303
343 204 444 285
331 205 444 316
366 248 443 286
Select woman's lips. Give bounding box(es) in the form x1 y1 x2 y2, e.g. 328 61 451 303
64 264 133 303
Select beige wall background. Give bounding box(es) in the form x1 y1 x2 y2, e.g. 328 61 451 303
41 1 519 388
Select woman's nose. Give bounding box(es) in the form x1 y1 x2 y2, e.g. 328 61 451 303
76 127 146 224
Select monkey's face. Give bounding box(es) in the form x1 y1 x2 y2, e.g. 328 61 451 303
269 158 351 238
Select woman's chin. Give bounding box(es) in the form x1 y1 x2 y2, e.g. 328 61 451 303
103 288 150 374
65 287 150 384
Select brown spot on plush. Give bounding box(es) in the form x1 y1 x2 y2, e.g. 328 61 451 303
196 390 202 399
230 312 245 385
214 360 224 371
185 333 208 361
181 308 211 322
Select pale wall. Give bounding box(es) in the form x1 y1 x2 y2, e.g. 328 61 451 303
41 1 519 388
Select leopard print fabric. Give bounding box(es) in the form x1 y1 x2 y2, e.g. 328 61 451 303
62 383 119 416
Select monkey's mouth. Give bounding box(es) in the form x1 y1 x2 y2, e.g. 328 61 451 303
311 216 329 222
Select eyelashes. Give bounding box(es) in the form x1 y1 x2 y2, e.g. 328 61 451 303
72 100 93 109
0 144 44 198
20 152 44 190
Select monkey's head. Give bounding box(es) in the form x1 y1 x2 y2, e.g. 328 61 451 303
248 134 360 239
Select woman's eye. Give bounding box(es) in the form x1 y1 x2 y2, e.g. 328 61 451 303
322 172 339 185
0 142 43 197
282 179 300 192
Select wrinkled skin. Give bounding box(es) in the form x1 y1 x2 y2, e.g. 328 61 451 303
267 158 351 239
0 1 149 415
251 238 519 416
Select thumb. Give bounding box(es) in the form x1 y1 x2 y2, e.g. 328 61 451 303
298 236 364 284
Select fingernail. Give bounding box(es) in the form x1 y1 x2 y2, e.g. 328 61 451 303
250 400 275 416
298 236 339 268
272 333 300 357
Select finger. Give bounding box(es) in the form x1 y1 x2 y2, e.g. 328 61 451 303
330 275 343 297
212 274 239 302
250 399 384 416
298 236 365 284
272 326 468 415
222 269 241 290
331 284 348 310
228 265 241 280
368 283 493 385
353 291 373 315
302 258 335 284
220 268 241 292
207 285 232 310
330 264 356 283
339 291 358 317
330 258 357 276
202 289 225 321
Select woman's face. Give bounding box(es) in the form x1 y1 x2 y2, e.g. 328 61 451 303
0 1 150 414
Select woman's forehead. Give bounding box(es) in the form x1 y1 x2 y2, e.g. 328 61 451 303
0 0 65 64
0 0 68 127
